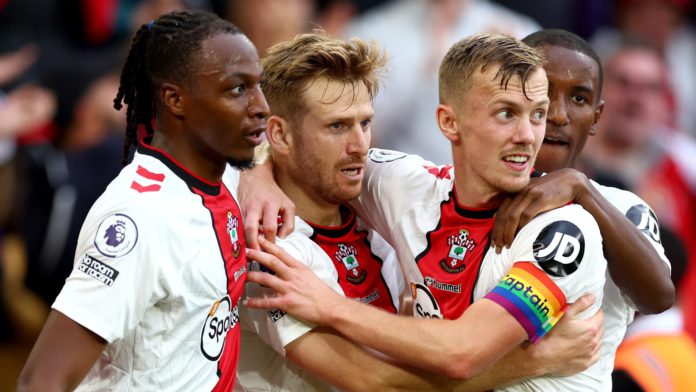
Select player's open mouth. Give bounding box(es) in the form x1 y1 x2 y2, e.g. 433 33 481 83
245 128 266 145
340 166 363 177
542 136 569 147
502 154 529 171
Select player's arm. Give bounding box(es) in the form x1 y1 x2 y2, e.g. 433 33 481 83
238 141 295 249
491 168 674 314
246 238 601 380
285 308 599 391
17 310 106 392
285 326 452 391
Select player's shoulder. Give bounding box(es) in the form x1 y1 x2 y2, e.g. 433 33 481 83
366 148 454 189
274 218 327 267
104 154 194 210
590 179 646 211
526 204 598 233
511 204 603 276
87 157 191 237
591 180 663 246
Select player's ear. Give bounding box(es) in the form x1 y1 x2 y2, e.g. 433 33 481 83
589 99 605 136
161 83 185 117
437 104 460 143
266 115 292 156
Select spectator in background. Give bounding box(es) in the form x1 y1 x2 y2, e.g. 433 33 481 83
612 227 696 392
225 0 316 55
223 0 381 55
0 1 192 389
344 0 539 163
0 41 56 392
580 38 696 339
591 0 696 137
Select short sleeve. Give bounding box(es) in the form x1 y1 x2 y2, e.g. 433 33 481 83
52 206 166 343
241 230 344 356
485 205 606 343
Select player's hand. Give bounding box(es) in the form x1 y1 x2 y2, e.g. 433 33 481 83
492 168 589 253
244 237 341 324
531 293 603 377
238 159 295 249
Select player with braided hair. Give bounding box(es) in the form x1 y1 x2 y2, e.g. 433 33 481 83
17 9 268 391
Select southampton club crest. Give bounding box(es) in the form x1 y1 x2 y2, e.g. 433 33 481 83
441 229 477 273
227 211 241 258
335 243 367 284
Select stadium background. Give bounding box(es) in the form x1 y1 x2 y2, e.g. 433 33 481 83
1 0 695 389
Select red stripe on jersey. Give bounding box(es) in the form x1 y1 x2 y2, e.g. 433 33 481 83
309 212 397 314
130 181 161 193
414 191 495 319
136 165 165 182
194 184 246 391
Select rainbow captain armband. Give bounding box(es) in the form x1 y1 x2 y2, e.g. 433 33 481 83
484 262 567 343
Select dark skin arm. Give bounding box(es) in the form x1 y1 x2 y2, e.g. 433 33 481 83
17 310 106 392
491 168 674 314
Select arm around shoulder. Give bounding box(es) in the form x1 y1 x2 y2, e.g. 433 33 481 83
574 177 674 313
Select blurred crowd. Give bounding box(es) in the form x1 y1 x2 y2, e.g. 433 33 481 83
1 0 696 389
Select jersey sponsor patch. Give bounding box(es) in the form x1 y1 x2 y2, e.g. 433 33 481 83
485 262 567 343
411 282 444 319
626 204 661 243
201 295 239 361
77 254 119 286
533 220 585 277
94 214 138 258
368 148 407 163
356 289 381 305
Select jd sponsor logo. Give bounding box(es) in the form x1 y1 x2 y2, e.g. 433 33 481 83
77 254 119 286
533 221 585 277
200 296 239 361
626 204 661 243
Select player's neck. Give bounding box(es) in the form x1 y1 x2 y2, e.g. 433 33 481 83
276 169 343 227
149 131 225 183
452 172 505 210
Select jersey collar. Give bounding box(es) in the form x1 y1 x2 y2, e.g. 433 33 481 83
137 137 221 196
307 205 356 239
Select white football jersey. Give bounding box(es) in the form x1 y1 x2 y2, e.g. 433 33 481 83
237 210 403 391
353 149 609 391
53 141 248 391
